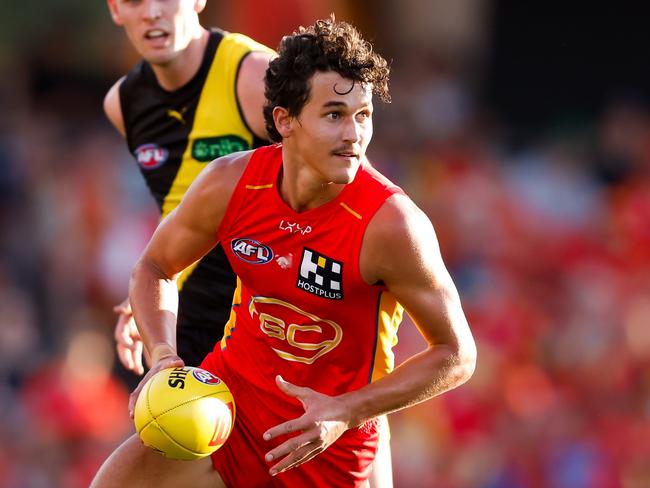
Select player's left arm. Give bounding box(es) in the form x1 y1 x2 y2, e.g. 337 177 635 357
263 193 476 475
237 50 275 140
342 193 477 421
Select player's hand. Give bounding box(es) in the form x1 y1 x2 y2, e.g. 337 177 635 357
128 346 184 419
263 375 351 476
113 298 149 375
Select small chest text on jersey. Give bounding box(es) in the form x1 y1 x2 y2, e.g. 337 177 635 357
279 219 313 235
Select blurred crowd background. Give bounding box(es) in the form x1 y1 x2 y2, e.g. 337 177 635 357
0 1 649 487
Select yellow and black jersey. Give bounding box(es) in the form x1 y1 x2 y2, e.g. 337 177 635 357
119 29 273 364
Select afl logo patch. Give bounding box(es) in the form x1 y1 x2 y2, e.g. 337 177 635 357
192 369 222 385
231 238 273 265
135 144 169 170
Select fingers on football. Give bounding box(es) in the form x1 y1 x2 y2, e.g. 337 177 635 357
128 379 148 419
128 367 158 416
127 358 183 418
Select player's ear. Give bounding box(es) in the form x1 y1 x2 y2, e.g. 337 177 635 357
106 0 123 25
272 107 293 139
195 0 207 14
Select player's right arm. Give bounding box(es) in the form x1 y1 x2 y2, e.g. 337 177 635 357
126 151 250 415
103 77 126 136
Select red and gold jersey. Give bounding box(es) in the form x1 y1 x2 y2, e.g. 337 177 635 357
214 144 404 417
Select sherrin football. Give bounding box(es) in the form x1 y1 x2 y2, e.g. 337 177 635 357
134 366 235 460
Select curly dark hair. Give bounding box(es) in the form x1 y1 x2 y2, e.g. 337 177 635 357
263 16 391 142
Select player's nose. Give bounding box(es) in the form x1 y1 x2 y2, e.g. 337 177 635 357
341 118 362 143
142 0 162 21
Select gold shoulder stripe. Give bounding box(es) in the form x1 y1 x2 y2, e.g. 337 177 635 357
246 183 274 190
220 278 242 351
370 293 404 382
340 202 362 220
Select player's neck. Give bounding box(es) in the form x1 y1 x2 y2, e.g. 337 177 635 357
279 151 347 213
151 28 210 92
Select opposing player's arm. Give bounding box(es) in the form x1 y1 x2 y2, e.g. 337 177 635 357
103 77 126 136
237 50 275 140
345 193 477 424
129 151 251 363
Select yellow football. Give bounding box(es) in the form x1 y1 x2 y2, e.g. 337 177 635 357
134 366 235 460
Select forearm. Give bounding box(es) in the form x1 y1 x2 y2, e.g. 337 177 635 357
340 343 475 427
128 258 180 363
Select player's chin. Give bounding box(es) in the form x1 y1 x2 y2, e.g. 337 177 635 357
330 156 360 183
330 170 356 185
142 49 175 67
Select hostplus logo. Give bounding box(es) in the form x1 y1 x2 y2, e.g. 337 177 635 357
297 248 343 300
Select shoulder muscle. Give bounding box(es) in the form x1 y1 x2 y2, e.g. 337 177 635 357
237 50 274 140
178 150 252 234
361 193 448 290
144 150 253 278
104 77 126 136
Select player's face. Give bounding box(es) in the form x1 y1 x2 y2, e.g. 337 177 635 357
107 0 205 66
290 71 373 184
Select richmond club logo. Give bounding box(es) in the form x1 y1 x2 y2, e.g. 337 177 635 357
297 248 343 300
134 143 169 170
231 238 274 264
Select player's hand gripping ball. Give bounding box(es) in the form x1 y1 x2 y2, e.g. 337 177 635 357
134 366 235 460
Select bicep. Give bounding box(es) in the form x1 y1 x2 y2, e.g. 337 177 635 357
104 78 126 136
142 205 219 280
140 162 234 279
365 198 470 348
237 51 274 140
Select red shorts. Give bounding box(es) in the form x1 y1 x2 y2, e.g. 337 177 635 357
200 350 379 488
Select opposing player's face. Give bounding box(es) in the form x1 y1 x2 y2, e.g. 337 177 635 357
291 71 373 184
108 0 205 65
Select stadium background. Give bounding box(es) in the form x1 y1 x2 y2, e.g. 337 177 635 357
0 1 649 486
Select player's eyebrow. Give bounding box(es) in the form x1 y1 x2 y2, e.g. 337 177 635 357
322 101 348 108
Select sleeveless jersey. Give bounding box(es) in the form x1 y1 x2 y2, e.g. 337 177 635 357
215 144 405 419
119 29 274 339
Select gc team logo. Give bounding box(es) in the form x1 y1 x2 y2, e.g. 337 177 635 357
134 143 169 169
231 238 273 264
192 369 222 385
249 296 343 364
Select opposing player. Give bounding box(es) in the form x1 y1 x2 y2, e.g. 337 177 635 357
104 0 273 371
92 16 476 488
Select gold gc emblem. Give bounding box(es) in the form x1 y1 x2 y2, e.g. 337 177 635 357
248 297 343 364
